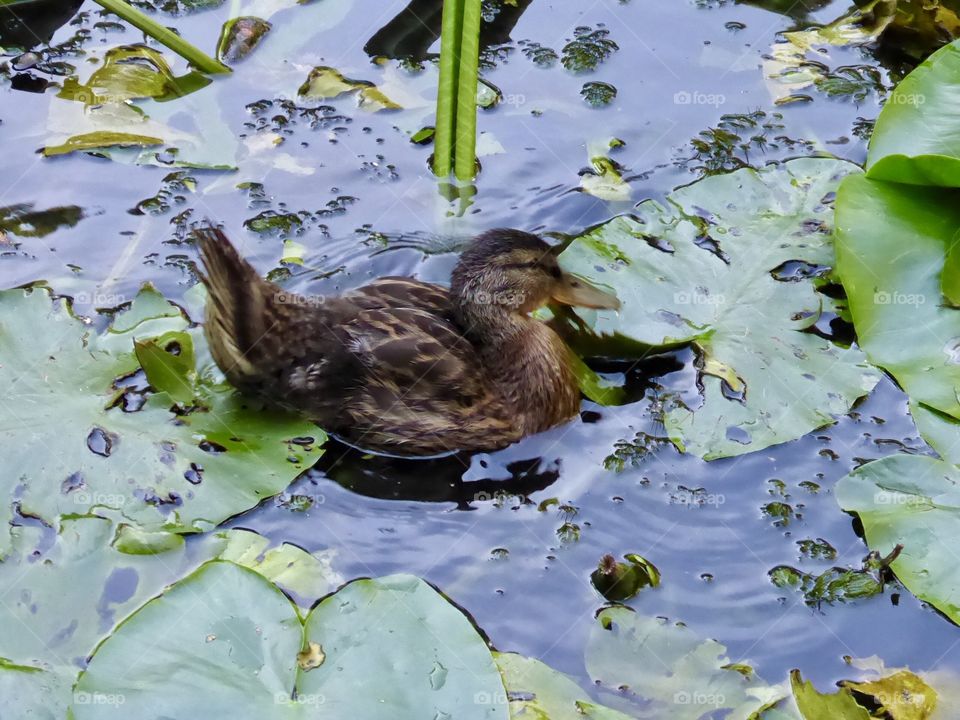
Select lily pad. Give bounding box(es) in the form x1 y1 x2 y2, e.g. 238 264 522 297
867 38 960 186
0 285 324 555
834 174 960 423
495 653 634 719
0 514 338 672
586 607 789 719
836 453 960 625
72 565 510 719
791 670 871 719
559 158 879 459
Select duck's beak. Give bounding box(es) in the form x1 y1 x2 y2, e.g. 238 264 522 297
551 272 622 310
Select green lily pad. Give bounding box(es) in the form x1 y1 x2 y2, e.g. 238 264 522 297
791 670 871 719
0 514 338 673
560 158 879 459
834 174 960 423
586 607 789 719
867 38 960 187
0 285 324 555
72 565 510 719
0 659 70 720
836 453 960 625
495 653 634 719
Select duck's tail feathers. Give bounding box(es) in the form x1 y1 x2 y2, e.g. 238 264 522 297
196 226 273 383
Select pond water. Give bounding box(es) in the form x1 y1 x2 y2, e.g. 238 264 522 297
2 0 952 701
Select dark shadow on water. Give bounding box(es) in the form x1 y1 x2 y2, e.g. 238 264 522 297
315 442 561 507
364 0 534 61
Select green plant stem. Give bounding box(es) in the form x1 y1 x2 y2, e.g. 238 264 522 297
92 0 230 75
453 0 480 181
433 0 463 177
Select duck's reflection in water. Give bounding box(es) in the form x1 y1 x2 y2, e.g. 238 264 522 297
315 443 561 508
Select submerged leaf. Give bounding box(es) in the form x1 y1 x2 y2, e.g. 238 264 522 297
560 158 879 459
764 0 896 102
298 65 401 111
217 17 272 64
43 131 165 157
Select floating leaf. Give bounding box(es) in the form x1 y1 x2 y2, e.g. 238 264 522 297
0 515 337 675
834 174 960 424
867 38 960 187
580 155 629 201
0 286 324 555
791 670 871 719
495 653 634 719
586 607 788 719
560 158 879 459
72 566 510 719
836 454 960 625
841 670 937 719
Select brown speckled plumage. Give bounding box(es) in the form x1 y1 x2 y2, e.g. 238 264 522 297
197 227 620 456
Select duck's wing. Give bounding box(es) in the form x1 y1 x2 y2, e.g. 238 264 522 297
331 306 515 454
343 278 452 316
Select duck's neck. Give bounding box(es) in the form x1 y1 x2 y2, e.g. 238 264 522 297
454 301 581 433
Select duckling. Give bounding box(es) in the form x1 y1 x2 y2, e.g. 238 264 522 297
197 227 620 456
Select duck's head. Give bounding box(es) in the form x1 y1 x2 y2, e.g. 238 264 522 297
450 229 621 324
